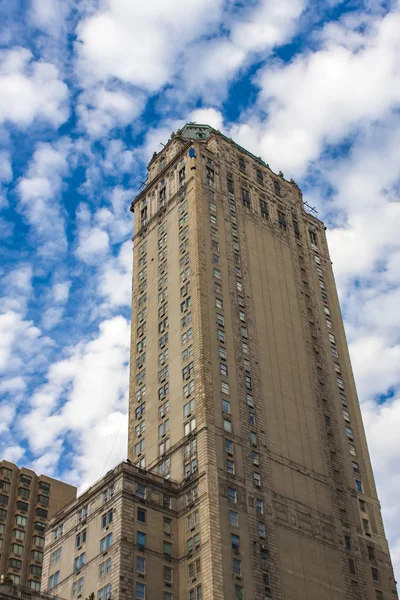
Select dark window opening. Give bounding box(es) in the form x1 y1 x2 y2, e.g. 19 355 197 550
278 211 287 230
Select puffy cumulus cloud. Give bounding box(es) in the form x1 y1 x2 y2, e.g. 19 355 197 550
0 151 12 183
19 316 130 487
1 264 33 313
0 47 69 128
361 395 400 577
190 108 224 131
0 310 50 374
77 87 146 138
17 138 72 259
230 7 400 176
76 0 224 92
97 240 132 308
74 0 308 128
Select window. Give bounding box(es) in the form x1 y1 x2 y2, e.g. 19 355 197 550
229 510 239 527
48 571 60 590
235 585 244 600
137 531 146 547
254 473 261 488
352 461 359 473
213 268 221 279
228 488 237 503
159 438 170 456
18 487 30 499
258 522 266 537
221 381 230 395
29 582 40 592
231 534 240 551
98 585 111 600
100 533 112 552
15 529 26 541
349 443 356 456
164 517 172 534
250 431 257 445
78 506 88 523
164 565 173 583
12 543 24 555
184 417 196 435
215 297 223 309
136 556 146 574
137 508 146 523
183 380 195 398
375 592 383 600
220 363 228 376
164 540 172 555
135 439 145 456
359 499 366 512
329 333 336 344
226 459 235 475
159 419 170 437
76 529 87 547
51 547 62 565
371 567 379 582
187 510 199 530
260 198 269 219
368 545 375 561
256 499 264 514
355 480 363 494
345 426 353 439
188 585 202 600
219 347 227 360
9 558 22 569
348 558 356 575
223 419 232 433
309 230 318 248
242 188 250 208
188 558 201 579
210 214 217 224
225 439 234 455
183 398 195 417
74 552 85 571
363 518 371 534
8 575 20 585
29 565 41 576
16 501 29 512
222 398 231 413
134 582 146 600
217 329 225 343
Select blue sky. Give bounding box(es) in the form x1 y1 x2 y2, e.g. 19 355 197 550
1 0 400 576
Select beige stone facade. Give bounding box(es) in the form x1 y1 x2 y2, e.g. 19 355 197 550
0 460 76 590
125 124 398 600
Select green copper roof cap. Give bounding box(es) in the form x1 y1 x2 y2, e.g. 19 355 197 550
180 123 268 168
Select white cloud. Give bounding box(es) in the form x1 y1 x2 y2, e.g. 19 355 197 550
52 281 71 303
77 87 146 137
0 47 69 128
76 226 110 264
0 151 12 182
17 138 71 259
76 0 224 91
190 108 224 131
230 8 400 176
20 316 130 489
1 444 25 463
97 239 132 307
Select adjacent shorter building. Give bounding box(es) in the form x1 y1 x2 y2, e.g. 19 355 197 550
42 460 203 600
0 581 63 600
0 461 77 591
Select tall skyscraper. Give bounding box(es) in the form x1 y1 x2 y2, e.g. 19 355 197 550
127 123 397 600
0 460 76 590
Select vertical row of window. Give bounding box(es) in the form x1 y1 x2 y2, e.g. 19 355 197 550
135 238 148 469
313 236 380 587
0 471 51 589
224 177 271 600
134 502 175 599
180 192 197 481
157 220 171 478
